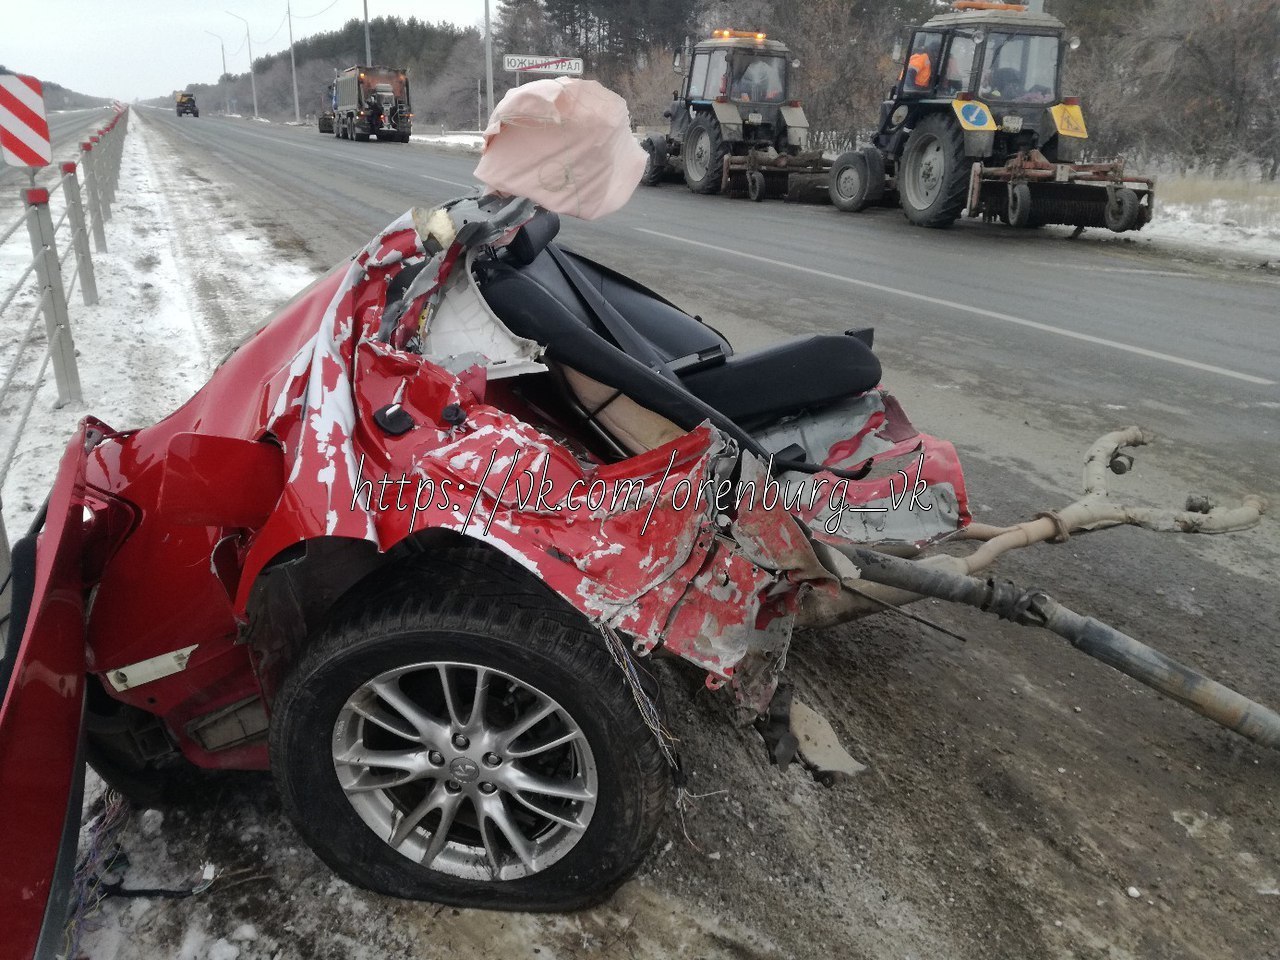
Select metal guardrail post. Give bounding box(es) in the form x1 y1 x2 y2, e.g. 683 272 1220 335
105 114 124 199
88 135 110 221
80 140 107 252
59 162 98 306
24 187 81 405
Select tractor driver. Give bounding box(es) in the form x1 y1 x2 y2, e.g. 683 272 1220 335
903 35 941 91
730 56 785 103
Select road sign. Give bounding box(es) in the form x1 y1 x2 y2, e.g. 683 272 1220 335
0 73 52 168
502 55 584 76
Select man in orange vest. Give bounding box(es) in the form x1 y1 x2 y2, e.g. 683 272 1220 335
904 36 941 91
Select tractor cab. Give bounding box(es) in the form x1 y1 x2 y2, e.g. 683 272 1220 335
883 3 1082 164
643 30 816 197
668 31 800 153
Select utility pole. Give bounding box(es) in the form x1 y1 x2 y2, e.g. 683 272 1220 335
227 11 259 119
476 77 482 130
483 0 494 119
204 31 230 115
287 0 301 123
363 0 373 64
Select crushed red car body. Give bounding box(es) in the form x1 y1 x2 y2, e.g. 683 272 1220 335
1 197 971 943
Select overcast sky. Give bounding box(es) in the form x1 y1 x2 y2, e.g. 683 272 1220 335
1 0 492 101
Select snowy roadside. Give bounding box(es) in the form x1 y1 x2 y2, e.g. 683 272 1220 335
410 131 484 153
1051 200 1280 267
0 114 320 540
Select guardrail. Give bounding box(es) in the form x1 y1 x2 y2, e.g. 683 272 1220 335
0 107 129 601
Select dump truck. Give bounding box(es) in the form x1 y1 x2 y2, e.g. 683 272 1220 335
333 65 412 142
175 92 198 118
640 30 826 200
830 0 1154 231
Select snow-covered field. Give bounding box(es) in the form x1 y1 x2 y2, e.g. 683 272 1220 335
1140 176 1280 263
410 131 485 152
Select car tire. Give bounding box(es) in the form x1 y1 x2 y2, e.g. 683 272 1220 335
269 551 669 910
747 170 766 201
682 116 728 195
1007 182 1034 227
1104 188 1141 233
829 150 871 212
899 113 969 228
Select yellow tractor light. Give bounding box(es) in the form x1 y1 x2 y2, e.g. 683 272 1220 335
712 29 767 40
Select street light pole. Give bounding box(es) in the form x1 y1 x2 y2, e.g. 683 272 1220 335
363 0 373 64
483 0 494 119
204 31 230 115
227 11 259 119
287 0 301 123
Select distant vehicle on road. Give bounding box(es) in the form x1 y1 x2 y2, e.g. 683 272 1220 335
333 65 412 142
318 81 336 134
175 92 198 118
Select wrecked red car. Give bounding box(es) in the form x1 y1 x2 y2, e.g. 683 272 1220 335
2 85 1275 960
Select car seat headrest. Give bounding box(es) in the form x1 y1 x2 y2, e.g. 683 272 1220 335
506 209 561 266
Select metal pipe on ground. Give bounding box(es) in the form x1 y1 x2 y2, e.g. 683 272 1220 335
842 545 1280 751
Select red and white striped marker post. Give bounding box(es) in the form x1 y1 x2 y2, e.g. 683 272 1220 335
0 73 52 169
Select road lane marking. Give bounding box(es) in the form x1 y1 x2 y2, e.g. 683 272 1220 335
635 228 1276 386
421 173 473 188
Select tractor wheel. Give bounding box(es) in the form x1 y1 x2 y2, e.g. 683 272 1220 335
747 170 766 202
1007 182 1034 228
1104 188 1141 233
899 113 969 228
269 552 669 910
640 136 667 186
829 151 872 212
683 116 729 195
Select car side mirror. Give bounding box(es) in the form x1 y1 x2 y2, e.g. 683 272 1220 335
673 54 683 73
791 59 801 69
1068 35 1082 51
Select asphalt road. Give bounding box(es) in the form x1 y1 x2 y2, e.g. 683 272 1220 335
118 108 1280 960
0 107 110 202
141 110 1278 468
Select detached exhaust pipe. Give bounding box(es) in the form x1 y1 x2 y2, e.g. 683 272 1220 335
844 546 1280 751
